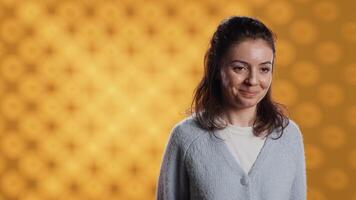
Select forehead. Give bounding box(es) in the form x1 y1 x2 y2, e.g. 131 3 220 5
223 38 274 63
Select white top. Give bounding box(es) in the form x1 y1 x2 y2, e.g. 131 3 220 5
217 125 267 174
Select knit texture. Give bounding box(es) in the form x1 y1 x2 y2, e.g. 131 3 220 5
156 116 307 200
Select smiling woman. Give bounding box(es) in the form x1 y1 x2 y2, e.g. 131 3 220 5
187 16 290 139
156 16 307 200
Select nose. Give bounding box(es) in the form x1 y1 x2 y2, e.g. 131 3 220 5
244 70 258 86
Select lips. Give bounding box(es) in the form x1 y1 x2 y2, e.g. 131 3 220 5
239 90 258 96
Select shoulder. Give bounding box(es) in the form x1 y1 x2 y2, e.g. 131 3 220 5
269 118 302 138
285 119 303 141
168 115 207 153
282 119 305 155
288 118 301 131
269 118 304 148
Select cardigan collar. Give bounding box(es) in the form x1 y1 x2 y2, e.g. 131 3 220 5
210 129 279 178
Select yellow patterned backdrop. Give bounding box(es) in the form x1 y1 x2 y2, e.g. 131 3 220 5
0 0 355 199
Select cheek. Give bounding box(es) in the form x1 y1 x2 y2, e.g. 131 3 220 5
220 70 237 87
220 72 241 97
260 75 272 89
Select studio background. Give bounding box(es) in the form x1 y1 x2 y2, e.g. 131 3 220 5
0 0 355 199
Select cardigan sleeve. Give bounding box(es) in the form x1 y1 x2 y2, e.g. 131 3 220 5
156 125 190 200
289 125 307 200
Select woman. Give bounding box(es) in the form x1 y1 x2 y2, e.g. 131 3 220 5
156 16 307 200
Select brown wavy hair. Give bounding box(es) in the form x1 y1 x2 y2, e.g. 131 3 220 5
187 16 289 139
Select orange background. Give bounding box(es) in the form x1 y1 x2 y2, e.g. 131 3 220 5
0 0 355 199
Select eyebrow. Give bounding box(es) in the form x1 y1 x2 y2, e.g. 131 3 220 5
230 60 272 66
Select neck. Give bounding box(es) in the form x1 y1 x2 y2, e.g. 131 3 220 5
221 105 257 127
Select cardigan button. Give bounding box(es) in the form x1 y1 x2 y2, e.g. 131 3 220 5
240 177 248 186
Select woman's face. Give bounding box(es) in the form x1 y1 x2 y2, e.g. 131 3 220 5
219 38 274 110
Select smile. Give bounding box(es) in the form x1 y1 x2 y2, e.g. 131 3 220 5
239 90 258 97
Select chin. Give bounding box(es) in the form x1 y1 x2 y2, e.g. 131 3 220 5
235 100 258 108
242 103 258 108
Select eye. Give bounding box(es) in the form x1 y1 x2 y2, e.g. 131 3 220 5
261 67 271 73
232 66 246 72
